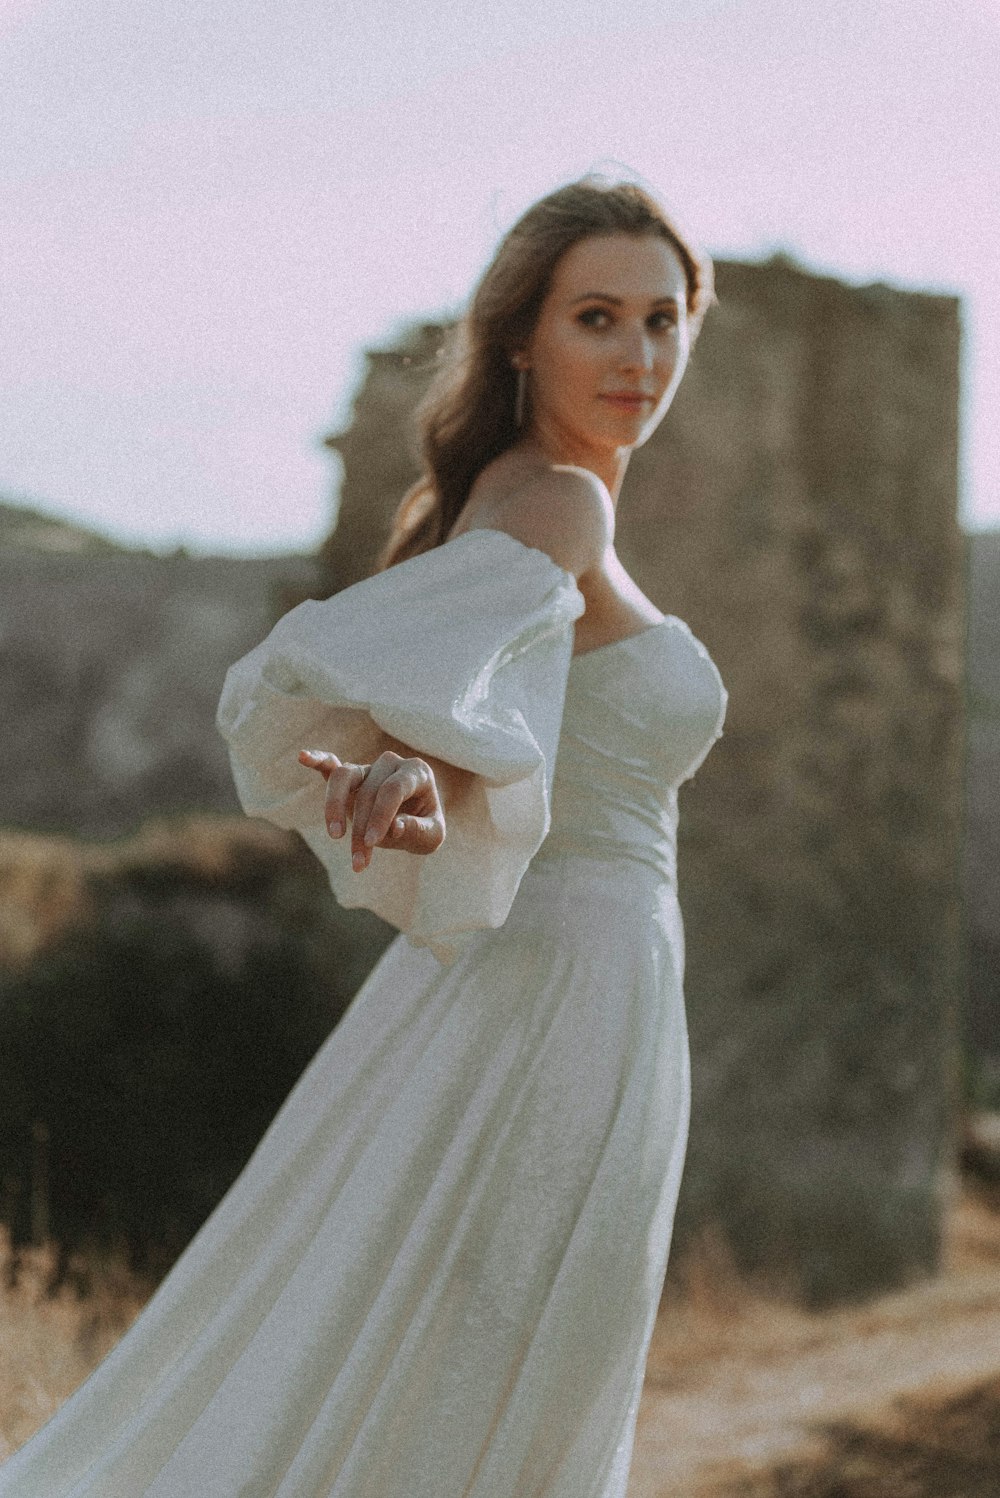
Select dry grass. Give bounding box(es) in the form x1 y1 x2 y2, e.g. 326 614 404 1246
0 1228 152 1461
0 832 95 970
0 816 301 971
650 1179 1000 1391
2 1183 999 1492
713 1376 1000 1497
630 1177 1000 1496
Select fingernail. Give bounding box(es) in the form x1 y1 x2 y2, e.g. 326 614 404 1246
364 827 377 845
328 820 342 837
352 851 365 871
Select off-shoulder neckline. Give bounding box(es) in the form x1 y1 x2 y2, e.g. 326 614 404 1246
445 526 680 666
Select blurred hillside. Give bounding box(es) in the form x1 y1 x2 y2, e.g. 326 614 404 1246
0 499 323 839
0 500 127 555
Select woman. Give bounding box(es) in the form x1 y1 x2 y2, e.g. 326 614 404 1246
0 176 727 1497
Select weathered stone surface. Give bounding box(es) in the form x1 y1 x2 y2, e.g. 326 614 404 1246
961 1111 1000 1185
320 321 445 591
964 529 1000 1102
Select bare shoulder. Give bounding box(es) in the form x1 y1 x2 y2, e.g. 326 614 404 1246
474 462 613 580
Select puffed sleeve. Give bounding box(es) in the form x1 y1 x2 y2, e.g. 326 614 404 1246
216 529 586 964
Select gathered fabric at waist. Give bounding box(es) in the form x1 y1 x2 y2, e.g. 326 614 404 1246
536 773 678 886
509 839 687 991
533 826 676 885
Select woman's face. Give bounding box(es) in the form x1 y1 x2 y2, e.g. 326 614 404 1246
518 231 691 459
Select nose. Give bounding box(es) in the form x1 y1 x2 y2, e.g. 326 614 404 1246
616 322 655 373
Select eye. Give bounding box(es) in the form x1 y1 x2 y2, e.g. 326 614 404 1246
577 307 612 329
648 309 679 331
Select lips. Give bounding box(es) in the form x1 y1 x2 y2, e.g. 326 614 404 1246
599 392 655 408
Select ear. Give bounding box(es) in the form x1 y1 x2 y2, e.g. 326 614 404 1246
510 349 529 371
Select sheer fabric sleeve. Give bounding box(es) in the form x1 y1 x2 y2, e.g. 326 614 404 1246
216 529 586 964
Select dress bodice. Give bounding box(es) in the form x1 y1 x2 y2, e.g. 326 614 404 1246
537 619 728 884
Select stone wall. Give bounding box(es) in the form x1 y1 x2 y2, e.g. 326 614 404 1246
964 529 1000 1101
320 322 446 591
320 255 966 1307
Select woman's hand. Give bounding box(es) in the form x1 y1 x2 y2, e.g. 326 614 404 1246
298 748 446 872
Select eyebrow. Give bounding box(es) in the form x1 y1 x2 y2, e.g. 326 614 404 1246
569 293 681 307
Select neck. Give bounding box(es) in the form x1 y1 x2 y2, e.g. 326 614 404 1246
516 426 631 504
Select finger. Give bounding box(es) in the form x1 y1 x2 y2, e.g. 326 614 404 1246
357 760 434 854
349 758 401 867
378 811 445 855
322 762 368 838
298 748 339 778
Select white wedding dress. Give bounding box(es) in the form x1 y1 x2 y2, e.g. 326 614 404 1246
0 528 727 1498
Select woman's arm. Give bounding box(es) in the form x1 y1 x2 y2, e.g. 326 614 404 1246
299 729 477 873
296 473 604 876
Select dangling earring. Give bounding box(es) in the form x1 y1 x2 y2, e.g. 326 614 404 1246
514 366 527 428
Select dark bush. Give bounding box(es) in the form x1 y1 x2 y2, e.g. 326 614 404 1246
0 826 392 1282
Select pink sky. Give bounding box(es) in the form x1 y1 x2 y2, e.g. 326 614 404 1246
1 0 996 553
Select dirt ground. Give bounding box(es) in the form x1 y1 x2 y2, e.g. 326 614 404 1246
629 1176 1000 1497
2 1176 999 1492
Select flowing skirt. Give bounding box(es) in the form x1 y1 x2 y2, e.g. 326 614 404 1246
0 852 691 1498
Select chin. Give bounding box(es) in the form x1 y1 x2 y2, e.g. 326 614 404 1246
598 415 653 448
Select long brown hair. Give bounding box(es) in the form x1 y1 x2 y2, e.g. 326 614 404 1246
376 175 716 571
